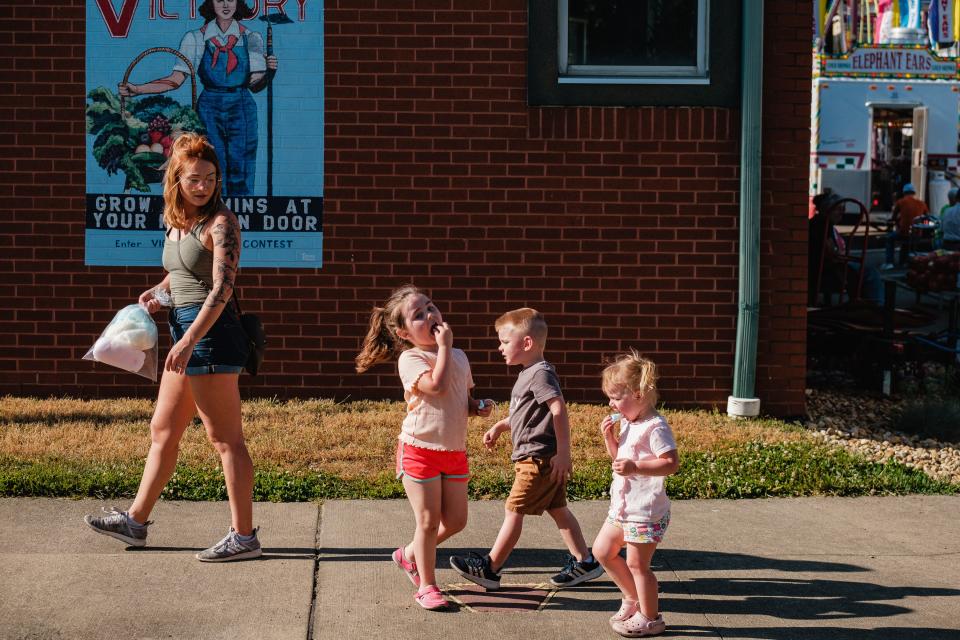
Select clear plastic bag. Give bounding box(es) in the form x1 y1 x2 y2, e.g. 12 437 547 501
152 287 173 308
83 304 160 381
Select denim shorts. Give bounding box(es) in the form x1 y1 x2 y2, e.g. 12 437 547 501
169 304 249 375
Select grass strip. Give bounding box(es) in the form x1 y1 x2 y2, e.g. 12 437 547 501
2 441 954 501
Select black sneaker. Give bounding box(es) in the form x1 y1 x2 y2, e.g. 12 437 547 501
550 553 604 587
449 552 501 590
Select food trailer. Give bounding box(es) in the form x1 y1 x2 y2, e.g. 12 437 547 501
811 1 960 215
808 3 960 394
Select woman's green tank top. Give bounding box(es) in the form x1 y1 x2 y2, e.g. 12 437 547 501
161 223 214 307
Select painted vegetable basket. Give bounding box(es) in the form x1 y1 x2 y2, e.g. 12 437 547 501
86 47 204 192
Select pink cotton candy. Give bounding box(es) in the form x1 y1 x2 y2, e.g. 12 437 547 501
84 304 160 381
92 336 146 372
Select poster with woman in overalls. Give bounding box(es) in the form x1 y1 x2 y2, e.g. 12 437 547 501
118 0 277 197
85 0 324 268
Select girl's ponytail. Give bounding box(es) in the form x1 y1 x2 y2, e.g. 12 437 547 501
355 283 423 373
355 306 396 373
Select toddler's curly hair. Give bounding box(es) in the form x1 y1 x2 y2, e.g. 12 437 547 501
601 349 658 406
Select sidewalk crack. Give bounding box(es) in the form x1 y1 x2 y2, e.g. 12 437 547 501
305 502 322 640
660 552 725 639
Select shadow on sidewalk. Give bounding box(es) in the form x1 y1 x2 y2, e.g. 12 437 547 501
324 545 958 634
126 545 316 558
660 577 958 619
319 547 873 573
537 574 959 620
668 627 959 640
658 549 870 573
317 546 589 567
649 550 960 640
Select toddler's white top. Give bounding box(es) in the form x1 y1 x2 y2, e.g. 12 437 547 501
608 413 677 522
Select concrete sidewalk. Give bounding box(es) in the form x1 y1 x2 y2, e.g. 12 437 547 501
1 496 958 640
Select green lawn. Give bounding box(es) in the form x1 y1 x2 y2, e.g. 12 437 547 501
1 396 955 500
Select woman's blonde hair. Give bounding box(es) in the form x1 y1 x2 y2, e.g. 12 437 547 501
355 284 424 373
601 349 658 406
162 132 223 230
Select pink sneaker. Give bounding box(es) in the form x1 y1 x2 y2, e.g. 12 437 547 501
392 547 419 587
610 599 638 622
414 585 449 610
611 612 666 638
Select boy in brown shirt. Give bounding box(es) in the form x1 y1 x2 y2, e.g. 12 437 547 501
449 308 603 590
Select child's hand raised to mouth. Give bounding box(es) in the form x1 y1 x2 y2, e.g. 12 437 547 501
433 322 453 347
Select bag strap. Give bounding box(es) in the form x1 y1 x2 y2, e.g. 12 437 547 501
172 222 244 314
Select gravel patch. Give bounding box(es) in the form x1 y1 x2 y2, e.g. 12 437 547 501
804 389 960 485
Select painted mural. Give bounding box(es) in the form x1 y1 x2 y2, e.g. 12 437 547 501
85 0 323 267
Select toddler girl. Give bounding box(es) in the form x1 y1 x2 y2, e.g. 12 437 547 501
355 284 492 610
592 350 679 637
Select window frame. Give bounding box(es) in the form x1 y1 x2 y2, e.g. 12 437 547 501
558 0 709 83
528 0 741 107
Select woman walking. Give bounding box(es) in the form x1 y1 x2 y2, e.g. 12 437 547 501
85 132 259 562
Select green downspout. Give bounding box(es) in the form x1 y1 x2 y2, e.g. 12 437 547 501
728 0 763 418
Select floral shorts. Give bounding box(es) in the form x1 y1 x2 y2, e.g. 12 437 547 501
606 511 670 544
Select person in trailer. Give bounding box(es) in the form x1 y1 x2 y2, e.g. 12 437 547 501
118 0 279 196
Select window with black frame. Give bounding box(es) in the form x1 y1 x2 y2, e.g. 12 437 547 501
529 0 740 107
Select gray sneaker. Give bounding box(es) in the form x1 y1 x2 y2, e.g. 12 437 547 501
196 527 262 562
84 507 149 547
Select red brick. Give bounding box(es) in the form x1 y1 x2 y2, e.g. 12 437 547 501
0 0 809 415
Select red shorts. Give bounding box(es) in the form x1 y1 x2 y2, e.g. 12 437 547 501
396 441 470 483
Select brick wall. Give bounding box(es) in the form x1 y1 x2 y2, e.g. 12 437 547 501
0 0 809 416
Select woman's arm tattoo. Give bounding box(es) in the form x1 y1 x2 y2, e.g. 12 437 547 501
206 215 241 308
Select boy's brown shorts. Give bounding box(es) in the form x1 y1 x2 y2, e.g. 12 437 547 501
505 456 567 515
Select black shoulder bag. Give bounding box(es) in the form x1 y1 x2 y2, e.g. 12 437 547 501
173 226 267 375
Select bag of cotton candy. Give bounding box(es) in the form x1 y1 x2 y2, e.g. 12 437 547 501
83 304 159 381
